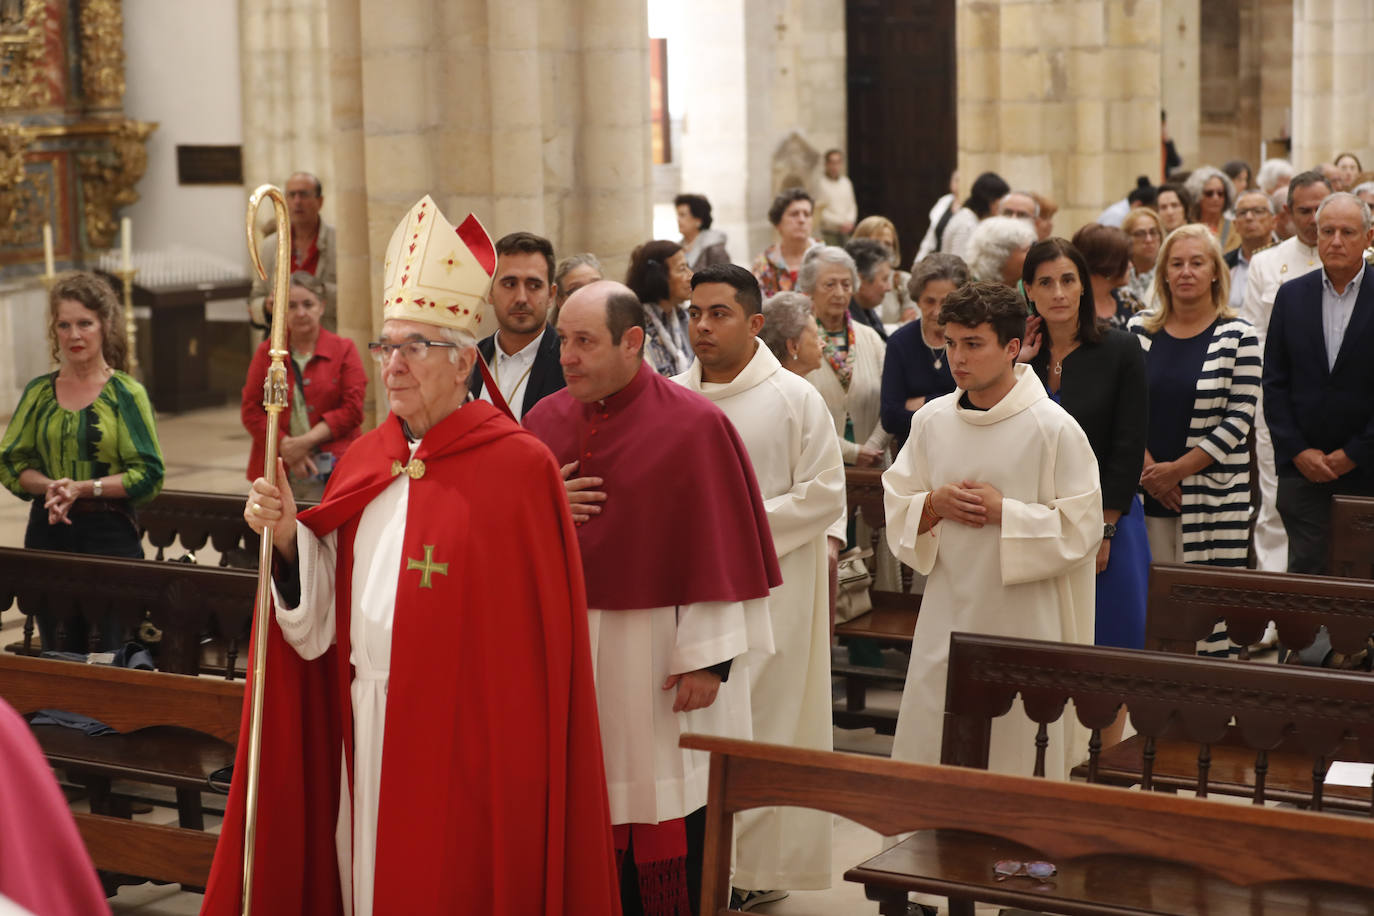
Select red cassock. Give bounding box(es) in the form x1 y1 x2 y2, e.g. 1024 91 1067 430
200 400 620 916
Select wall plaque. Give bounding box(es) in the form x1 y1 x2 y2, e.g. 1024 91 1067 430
175 144 242 185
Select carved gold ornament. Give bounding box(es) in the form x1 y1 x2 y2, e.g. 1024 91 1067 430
78 118 153 249
79 0 125 109
0 0 50 110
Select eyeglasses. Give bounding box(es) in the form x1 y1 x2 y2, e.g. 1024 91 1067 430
1235 207 1271 219
367 340 460 364
993 860 1056 882
1202 188 1226 198
1130 228 1161 240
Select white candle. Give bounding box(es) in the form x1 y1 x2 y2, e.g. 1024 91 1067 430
121 217 132 271
42 222 54 277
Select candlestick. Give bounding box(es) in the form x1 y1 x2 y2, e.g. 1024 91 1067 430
42 223 54 277
117 268 140 377
121 217 132 271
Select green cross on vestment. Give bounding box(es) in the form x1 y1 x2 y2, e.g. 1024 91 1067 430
405 545 448 589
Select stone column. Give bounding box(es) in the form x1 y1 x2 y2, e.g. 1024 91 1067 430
957 0 1162 233
1160 0 1199 170
679 0 846 262
324 0 653 420
1258 0 1292 158
1291 0 1374 169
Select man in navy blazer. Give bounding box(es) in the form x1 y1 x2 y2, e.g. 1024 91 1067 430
469 231 566 420
1263 193 1374 573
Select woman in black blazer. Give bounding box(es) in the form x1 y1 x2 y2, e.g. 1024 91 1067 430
1022 238 1150 650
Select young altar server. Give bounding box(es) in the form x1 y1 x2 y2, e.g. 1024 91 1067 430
883 281 1102 779
672 264 846 910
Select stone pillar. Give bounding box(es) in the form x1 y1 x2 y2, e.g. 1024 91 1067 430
679 0 846 263
1291 0 1374 169
957 0 1162 233
1160 0 1199 170
1258 0 1292 157
324 0 653 420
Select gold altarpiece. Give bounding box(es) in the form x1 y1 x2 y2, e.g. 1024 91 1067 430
0 0 154 270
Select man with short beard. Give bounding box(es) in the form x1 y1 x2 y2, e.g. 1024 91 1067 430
468 231 565 420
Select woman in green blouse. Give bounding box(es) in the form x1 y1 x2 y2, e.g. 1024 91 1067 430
0 272 164 652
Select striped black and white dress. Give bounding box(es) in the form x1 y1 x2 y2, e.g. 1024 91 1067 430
1128 314 1261 566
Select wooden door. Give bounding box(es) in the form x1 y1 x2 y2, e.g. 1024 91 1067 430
845 0 956 267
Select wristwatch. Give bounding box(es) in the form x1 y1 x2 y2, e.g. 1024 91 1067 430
92 478 103 498
1103 522 1117 540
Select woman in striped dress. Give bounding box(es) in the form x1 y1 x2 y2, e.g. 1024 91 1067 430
1128 224 1260 568
0 272 164 651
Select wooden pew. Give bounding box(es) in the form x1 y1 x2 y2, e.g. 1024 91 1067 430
1330 493 1374 579
1145 560 1374 660
683 734 1374 916
945 632 1374 813
0 653 243 889
0 546 256 675
138 488 316 567
833 467 919 734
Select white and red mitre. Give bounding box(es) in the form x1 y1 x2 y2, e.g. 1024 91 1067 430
381 195 496 335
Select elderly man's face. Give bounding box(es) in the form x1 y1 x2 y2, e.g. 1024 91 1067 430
1317 198 1374 278
998 193 1037 222
825 152 844 179
557 282 644 403
285 173 323 231
1233 192 1275 247
377 319 475 432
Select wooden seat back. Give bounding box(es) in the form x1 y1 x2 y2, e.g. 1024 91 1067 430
0 546 256 676
681 733 1374 916
1330 494 1374 579
1145 561 1374 660
0 652 244 888
942 632 1374 811
138 488 316 568
845 466 915 594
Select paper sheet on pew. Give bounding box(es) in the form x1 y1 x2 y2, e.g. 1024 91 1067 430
1326 761 1374 787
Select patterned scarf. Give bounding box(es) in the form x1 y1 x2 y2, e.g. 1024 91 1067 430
821 312 855 391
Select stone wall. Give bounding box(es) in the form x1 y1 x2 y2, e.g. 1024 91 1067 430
957 0 1162 233
1291 0 1373 169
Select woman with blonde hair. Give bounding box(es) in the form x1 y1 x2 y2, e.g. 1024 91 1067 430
851 215 915 323
1127 224 1260 572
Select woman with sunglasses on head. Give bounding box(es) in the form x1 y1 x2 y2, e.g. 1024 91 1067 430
1185 166 1240 253
241 271 366 501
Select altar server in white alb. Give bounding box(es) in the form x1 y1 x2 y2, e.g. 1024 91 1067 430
883 281 1101 779
673 264 846 910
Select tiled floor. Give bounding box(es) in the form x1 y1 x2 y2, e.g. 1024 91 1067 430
0 404 903 914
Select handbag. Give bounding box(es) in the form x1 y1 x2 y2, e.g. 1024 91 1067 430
835 546 874 623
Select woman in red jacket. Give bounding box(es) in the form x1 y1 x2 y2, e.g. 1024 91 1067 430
242 272 366 500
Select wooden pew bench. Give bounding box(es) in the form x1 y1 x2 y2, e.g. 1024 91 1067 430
0 653 243 890
138 488 317 568
1330 493 1374 579
833 468 919 734
683 734 1374 916
945 633 1374 813
0 545 256 677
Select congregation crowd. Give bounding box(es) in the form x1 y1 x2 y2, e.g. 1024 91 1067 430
2 142 1374 915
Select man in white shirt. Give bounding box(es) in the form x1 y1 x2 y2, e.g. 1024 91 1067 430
814 148 858 246
469 231 565 420
1241 171 1332 571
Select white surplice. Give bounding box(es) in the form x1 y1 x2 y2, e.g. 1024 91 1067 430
675 341 846 890
588 598 771 825
271 440 419 916
883 365 1101 779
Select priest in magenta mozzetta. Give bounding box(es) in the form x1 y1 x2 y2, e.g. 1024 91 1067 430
523 279 781 916
201 196 620 916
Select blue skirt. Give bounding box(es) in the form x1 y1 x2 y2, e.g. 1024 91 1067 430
1094 494 1151 649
